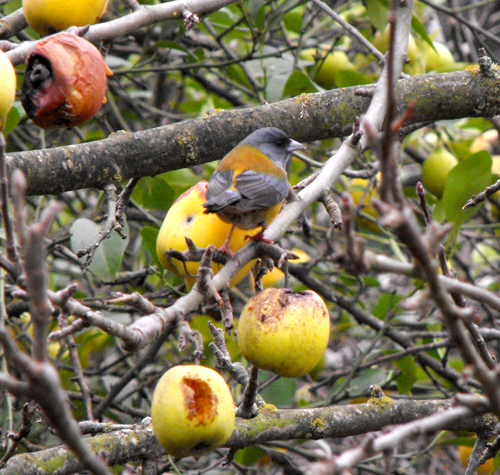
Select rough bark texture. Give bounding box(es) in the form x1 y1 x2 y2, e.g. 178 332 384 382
7 68 500 196
0 399 496 474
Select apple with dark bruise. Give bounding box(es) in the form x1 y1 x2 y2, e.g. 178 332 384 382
21 33 112 129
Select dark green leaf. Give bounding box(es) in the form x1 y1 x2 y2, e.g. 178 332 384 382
365 0 389 31
282 70 318 98
393 355 416 394
234 446 267 466
438 151 496 246
141 226 161 268
259 371 296 406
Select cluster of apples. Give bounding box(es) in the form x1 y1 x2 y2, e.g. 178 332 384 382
153 184 331 458
300 24 458 91
0 0 111 131
150 287 330 459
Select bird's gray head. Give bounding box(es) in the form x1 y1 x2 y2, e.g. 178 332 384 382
241 127 305 170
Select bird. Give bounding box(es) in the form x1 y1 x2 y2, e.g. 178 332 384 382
202 127 305 254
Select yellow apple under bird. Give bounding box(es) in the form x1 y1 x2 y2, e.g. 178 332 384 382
202 127 305 253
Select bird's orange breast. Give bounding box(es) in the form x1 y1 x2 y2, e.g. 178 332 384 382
216 144 287 179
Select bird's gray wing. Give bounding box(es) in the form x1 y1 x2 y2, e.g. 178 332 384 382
203 170 241 212
234 170 289 211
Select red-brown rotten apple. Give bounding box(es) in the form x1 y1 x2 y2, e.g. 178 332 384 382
21 33 112 129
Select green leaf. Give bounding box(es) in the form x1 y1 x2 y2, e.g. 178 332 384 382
248 46 297 102
334 70 375 88
163 169 200 194
372 293 402 320
282 70 318 98
132 176 175 211
393 355 416 394
283 2 306 33
70 218 129 281
234 446 267 466
247 0 265 29
411 16 433 48
4 102 22 136
141 226 160 268
365 0 389 31
436 151 496 246
259 371 296 406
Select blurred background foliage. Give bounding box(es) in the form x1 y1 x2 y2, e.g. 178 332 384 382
3 0 500 473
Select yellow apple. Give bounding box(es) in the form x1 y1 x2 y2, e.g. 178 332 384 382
489 155 500 203
423 42 455 72
156 181 257 289
421 148 458 198
259 247 310 287
350 176 381 233
458 445 494 474
151 365 235 459
470 129 499 154
237 288 330 378
300 48 355 89
0 50 16 132
23 0 109 36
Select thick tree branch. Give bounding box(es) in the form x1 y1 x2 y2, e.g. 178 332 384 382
7 69 500 196
0 399 495 474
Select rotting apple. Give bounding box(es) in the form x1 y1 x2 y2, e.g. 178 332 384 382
21 33 112 129
237 288 330 378
151 365 235 459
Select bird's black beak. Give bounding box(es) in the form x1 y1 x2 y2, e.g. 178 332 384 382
287 139 306 153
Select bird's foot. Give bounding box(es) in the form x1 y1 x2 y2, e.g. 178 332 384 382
244 229 274 245
217 241 238 260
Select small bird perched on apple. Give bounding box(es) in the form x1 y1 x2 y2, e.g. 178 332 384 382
202 127 305 253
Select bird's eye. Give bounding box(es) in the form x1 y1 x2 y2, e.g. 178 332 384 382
275 139 285 147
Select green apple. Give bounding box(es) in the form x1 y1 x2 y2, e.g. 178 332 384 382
421 148 458 198
151 365 235 458
0 51 16 131
300 48 355 89
373 26 421 75
237 288 330 378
